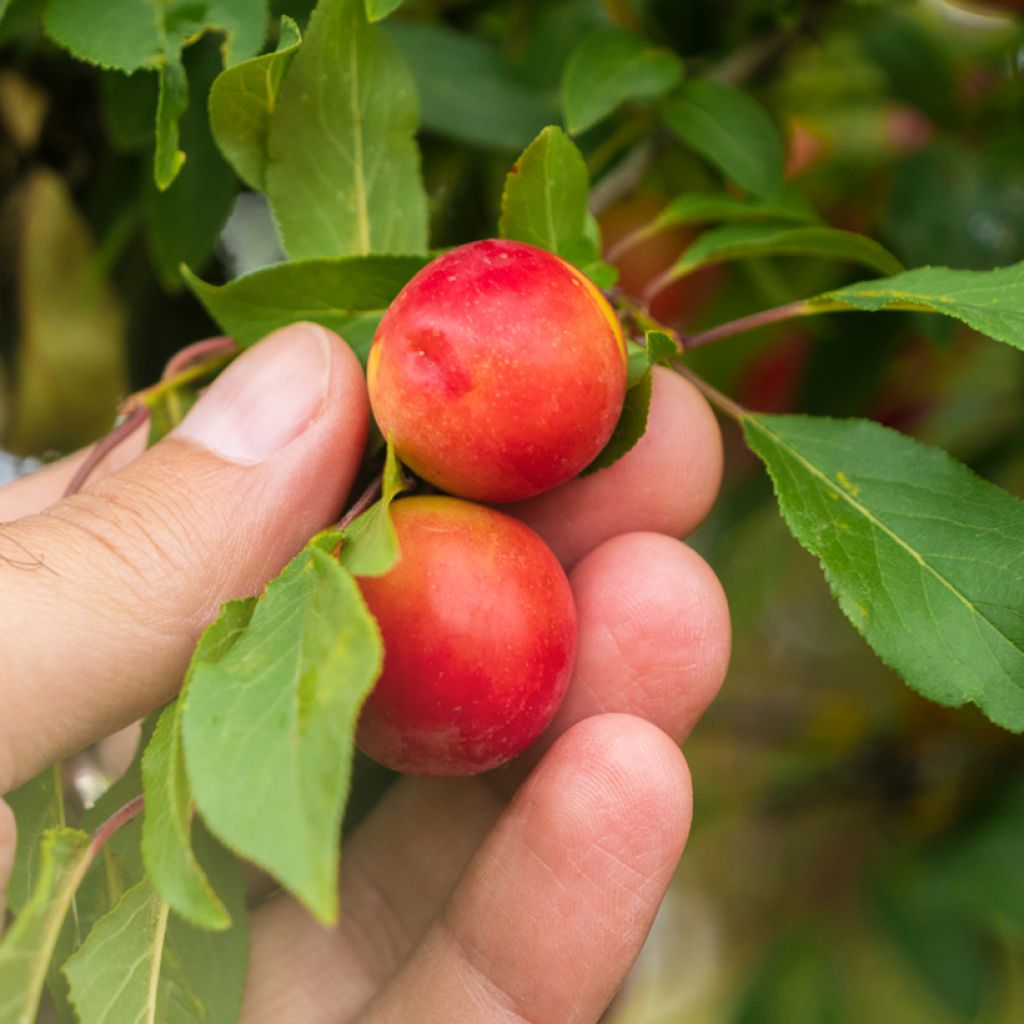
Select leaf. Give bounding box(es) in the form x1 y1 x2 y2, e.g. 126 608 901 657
7 168 126 456
209 15 301 191
383 21 558 152
182 253 428 362
0 828 92 1024
662 78 785 198
338 441 408 576
43 0 163 72
266 0 427 259
816 261 1024 353
670 224 904 280
561 28 682 135
147 38 240 286
200 0 270 67
644 190 819 237
142 600 256 931
154 52 188 190
366 0 404 20
499 125 607 277
742 414 1024 731
63 828 248 1024
101 68 159 149
182 544 383 922
4 766 64 916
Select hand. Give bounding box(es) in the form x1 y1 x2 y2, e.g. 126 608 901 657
0 323 730 1023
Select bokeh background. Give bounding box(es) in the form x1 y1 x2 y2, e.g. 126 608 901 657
2 1 1023 1020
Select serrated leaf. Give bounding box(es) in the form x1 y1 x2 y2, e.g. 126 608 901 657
182 253 429 362
338 441 408 576
499 125 606 276
670 223 904 280
7 168 126 456
44 0 163 72
366 0 404 20
266 0 427 259
63 828 248 1024
645 329 681 364
182 545 383 922
816 261 1024 353
662 78 785 199
209 15 301 191
4 766 64 916
562 28 682 135
0 828 92 1024
142 600 256 931
383 21 558 152
743 414 1024 731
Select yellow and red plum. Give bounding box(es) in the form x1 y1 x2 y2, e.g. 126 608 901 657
356 495 578 777
367 240 627 503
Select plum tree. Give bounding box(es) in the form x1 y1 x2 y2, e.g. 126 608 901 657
367 239 627 503
355 495 577 777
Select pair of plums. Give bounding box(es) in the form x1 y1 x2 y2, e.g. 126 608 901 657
355 240 628 777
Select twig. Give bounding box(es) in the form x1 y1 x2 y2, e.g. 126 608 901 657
335 474 384 532
89 795 144 855
686 299 819 350
63 405 151 499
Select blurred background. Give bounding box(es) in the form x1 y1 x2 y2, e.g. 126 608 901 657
1 0 1023 1020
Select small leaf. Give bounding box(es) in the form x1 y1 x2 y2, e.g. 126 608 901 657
816 261 1024 353
383 21 558 152
3 766 64 916
645 329 682 364
499 125 606 277
581 369 652 477
561 27 682 135
154 53 188 191
182 544 383 922
0 829 92 1024
182 253 429 362
209 16 301 191
366 0 405 20
266 0 428 258
142 600 256 931
63 829 248 1023
43 0 163 72
743 414 1024 731
338 441 409 576
670 223 904 280
662 78 785 198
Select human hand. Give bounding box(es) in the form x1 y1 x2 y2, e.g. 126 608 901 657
0 322 730 1023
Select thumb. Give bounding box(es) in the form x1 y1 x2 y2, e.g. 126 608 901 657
0 323 368 793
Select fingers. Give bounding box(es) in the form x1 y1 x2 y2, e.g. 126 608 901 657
0 324 369 793
0 798 14 931
361 715 691 1024
243 531 727 1019
510 367 723 568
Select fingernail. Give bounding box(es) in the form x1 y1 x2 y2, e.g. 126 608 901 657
175 324 332 463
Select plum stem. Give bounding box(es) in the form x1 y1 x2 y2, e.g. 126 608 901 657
89 795 144 856
63 405 151 498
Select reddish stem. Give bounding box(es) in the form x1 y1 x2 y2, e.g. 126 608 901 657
162 337 238 382
336 475 384 532
673 363 749 423
63 405 151 499
89 794 143 855
686 300 813 350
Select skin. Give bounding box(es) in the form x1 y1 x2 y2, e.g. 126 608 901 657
357 496 577 777
0 324 729 1024
368 240 628 503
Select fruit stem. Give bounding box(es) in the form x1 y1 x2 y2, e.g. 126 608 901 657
89 795 144 856
63 405 151 498
337 474 384 532
673 364 750 423
686 299 821 349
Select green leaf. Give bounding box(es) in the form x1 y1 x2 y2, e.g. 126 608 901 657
561 28 682 135
182 544 383 922
7 168 126 456
582 369 652 477
209 15 301 191
743 414 1024 731
4 766 64 916
200 0 270 67
662 78 785 198
366 0 404 20
0 828 92 1024
147 38 240 286
266 0 427 259
816 261 1024 353
142 600 256 931
670 224 904 280
643 190 818 238
154 52 188 191
383 21 558 152
43 0 163 72
645 328 682 364
63 828 248 1024
182 253 428 362
338 441 409 576
499 125 604 275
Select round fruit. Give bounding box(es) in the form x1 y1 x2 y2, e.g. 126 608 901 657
367 239 627 503
356 495 577 777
